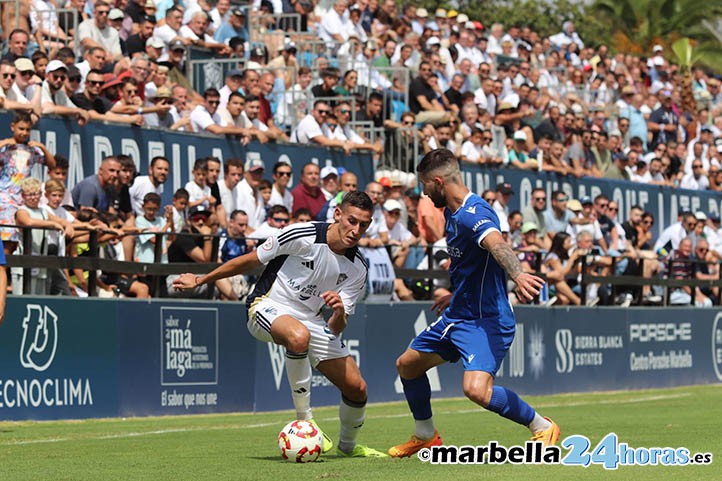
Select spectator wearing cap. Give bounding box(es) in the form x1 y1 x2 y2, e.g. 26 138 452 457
154 7 192 58
77 1 122 61
180 11 231 55
291 162 326 218
218 69 243 109
563 129 598 178
110 76 170 120
166 204 237 300
508 131 538 170
107 7 131 45
13 58 41 115
143 36 164 60
126 15 157 58
0 59 35 113
237 158 267 229
319 166 339 201
40 60 90 124
70 69 142 125
566 196 608 253
603 148 632 181
291 100 354 153
144 86 179 128
214 7 248 43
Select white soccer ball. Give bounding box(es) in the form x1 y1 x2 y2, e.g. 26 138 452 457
277 420 323 463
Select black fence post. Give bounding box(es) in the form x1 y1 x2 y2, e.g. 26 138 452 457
21 225 32 294
87 230 98 297
152 232 164 297
580 255 587 306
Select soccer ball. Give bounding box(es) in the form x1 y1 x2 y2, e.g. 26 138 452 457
277 420 323 463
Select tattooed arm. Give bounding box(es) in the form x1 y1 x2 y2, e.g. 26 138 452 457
482 230 544 301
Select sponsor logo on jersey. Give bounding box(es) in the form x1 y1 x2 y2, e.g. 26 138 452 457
472 219 490 232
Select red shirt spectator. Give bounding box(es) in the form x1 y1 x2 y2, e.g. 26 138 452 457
291 163 326 218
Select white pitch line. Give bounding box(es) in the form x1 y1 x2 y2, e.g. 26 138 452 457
0 392 692 447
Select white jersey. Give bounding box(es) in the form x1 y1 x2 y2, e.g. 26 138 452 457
249 222 368 317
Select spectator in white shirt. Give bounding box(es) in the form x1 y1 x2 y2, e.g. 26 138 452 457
190 88 248 136
237 158 267 229
680 160 710 190
40 60 89 124
77 1 123 61
328 100 383 154
179 11 231 55
215 157 245 225
269 161 294 212
154 6 192 59
320 0 351 44
218 68 242 108
129 156 170 216
290 100 353 153
248 204 290 240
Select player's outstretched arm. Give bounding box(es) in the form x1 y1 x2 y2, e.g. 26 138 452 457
482 230 544 301
173 251 263 291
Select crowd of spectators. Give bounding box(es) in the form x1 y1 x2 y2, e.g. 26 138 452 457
1 0 721 304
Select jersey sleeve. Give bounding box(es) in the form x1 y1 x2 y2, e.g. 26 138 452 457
255 223 314 265
340 261 367 315
461 203 501 248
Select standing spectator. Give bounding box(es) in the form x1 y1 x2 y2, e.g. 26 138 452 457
269 161 294 212
238 158 267 230
248 205 291 241
216 157 244 225
320 166 339 201
77 1 123 61
0 60 34 112
134 192 173 263
648 90 679 149
291 162 326 218
129 156 170 216
0 112 56 249
126 15 157 58
668 237 711 306
71 156 120 212
219 209 250 262
185 158 215 210
190 88 248 136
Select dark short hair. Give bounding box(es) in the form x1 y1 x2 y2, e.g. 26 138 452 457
143 192 161 205
203 88 220 99
416 148 457 176
116 154 135 170
224 157 244 174
150 156 169 167
340 191 373 212
272 161 291 175
54 154 69 170
229 91 245 102
230 209 248 220
268 204 289 217
293 207 313 219
173 188 189 200
12 111 33 125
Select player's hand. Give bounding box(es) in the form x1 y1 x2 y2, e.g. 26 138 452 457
321 291 344 312
173 273 200 291
431 293 452 316
513 272 545 301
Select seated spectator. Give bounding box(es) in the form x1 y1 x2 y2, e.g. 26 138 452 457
41 60 89 124
170 188 189 232
291 163 326 218
311 67 341 102
143 86 179 128
679 160 710 190
508 131 538 170
244 94 285 142
2 28 30 63
126 15 158 58
185 158 215 210
543 190 574 242
0 60 35 113
290 100 353 153
179 11 231 55
190 88 249 136
166 205 236 300
248 205 290 241
219 209 251 262
409 61 449 124
71 69 144 125
668 237 712 306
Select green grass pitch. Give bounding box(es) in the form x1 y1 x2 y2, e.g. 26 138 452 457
1 384 720 481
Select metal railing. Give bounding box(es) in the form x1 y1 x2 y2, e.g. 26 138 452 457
30 7 78 58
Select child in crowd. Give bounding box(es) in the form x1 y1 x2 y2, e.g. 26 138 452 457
13 177 74 295
258 178 272 213
40 155 72 208
185 158 215 209
134 192 173 263
171 188 189 232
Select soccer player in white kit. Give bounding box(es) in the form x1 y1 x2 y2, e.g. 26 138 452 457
173 191 387 457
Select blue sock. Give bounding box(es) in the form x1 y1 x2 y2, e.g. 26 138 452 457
401 375 432 420
487 386 535 426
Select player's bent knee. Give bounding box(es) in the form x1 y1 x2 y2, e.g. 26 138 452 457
284 327 311 353
342 377 367 403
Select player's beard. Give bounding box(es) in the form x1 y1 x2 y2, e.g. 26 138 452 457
429 188 446 208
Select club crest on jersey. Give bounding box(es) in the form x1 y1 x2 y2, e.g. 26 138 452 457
336 273 348 285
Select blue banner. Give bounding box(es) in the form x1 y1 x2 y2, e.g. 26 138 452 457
0 297 720 421
460 165 722 237
16 114 374 207
0 298 118 420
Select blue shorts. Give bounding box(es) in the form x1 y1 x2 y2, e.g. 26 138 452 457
410 313 515 375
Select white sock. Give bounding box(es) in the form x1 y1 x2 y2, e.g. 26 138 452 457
528 412 551 433
337 396 366 453
414 418 436 440
285 351 312 421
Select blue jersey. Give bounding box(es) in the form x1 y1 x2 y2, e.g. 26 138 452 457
444 192 513 322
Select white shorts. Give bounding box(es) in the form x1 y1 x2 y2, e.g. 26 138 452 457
247 297 349 367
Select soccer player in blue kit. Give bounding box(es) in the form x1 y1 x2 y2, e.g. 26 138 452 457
389 149 560 457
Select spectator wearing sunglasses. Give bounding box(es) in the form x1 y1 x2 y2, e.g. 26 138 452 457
290 100 354 154
40 60 90 124
248 204 290 241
